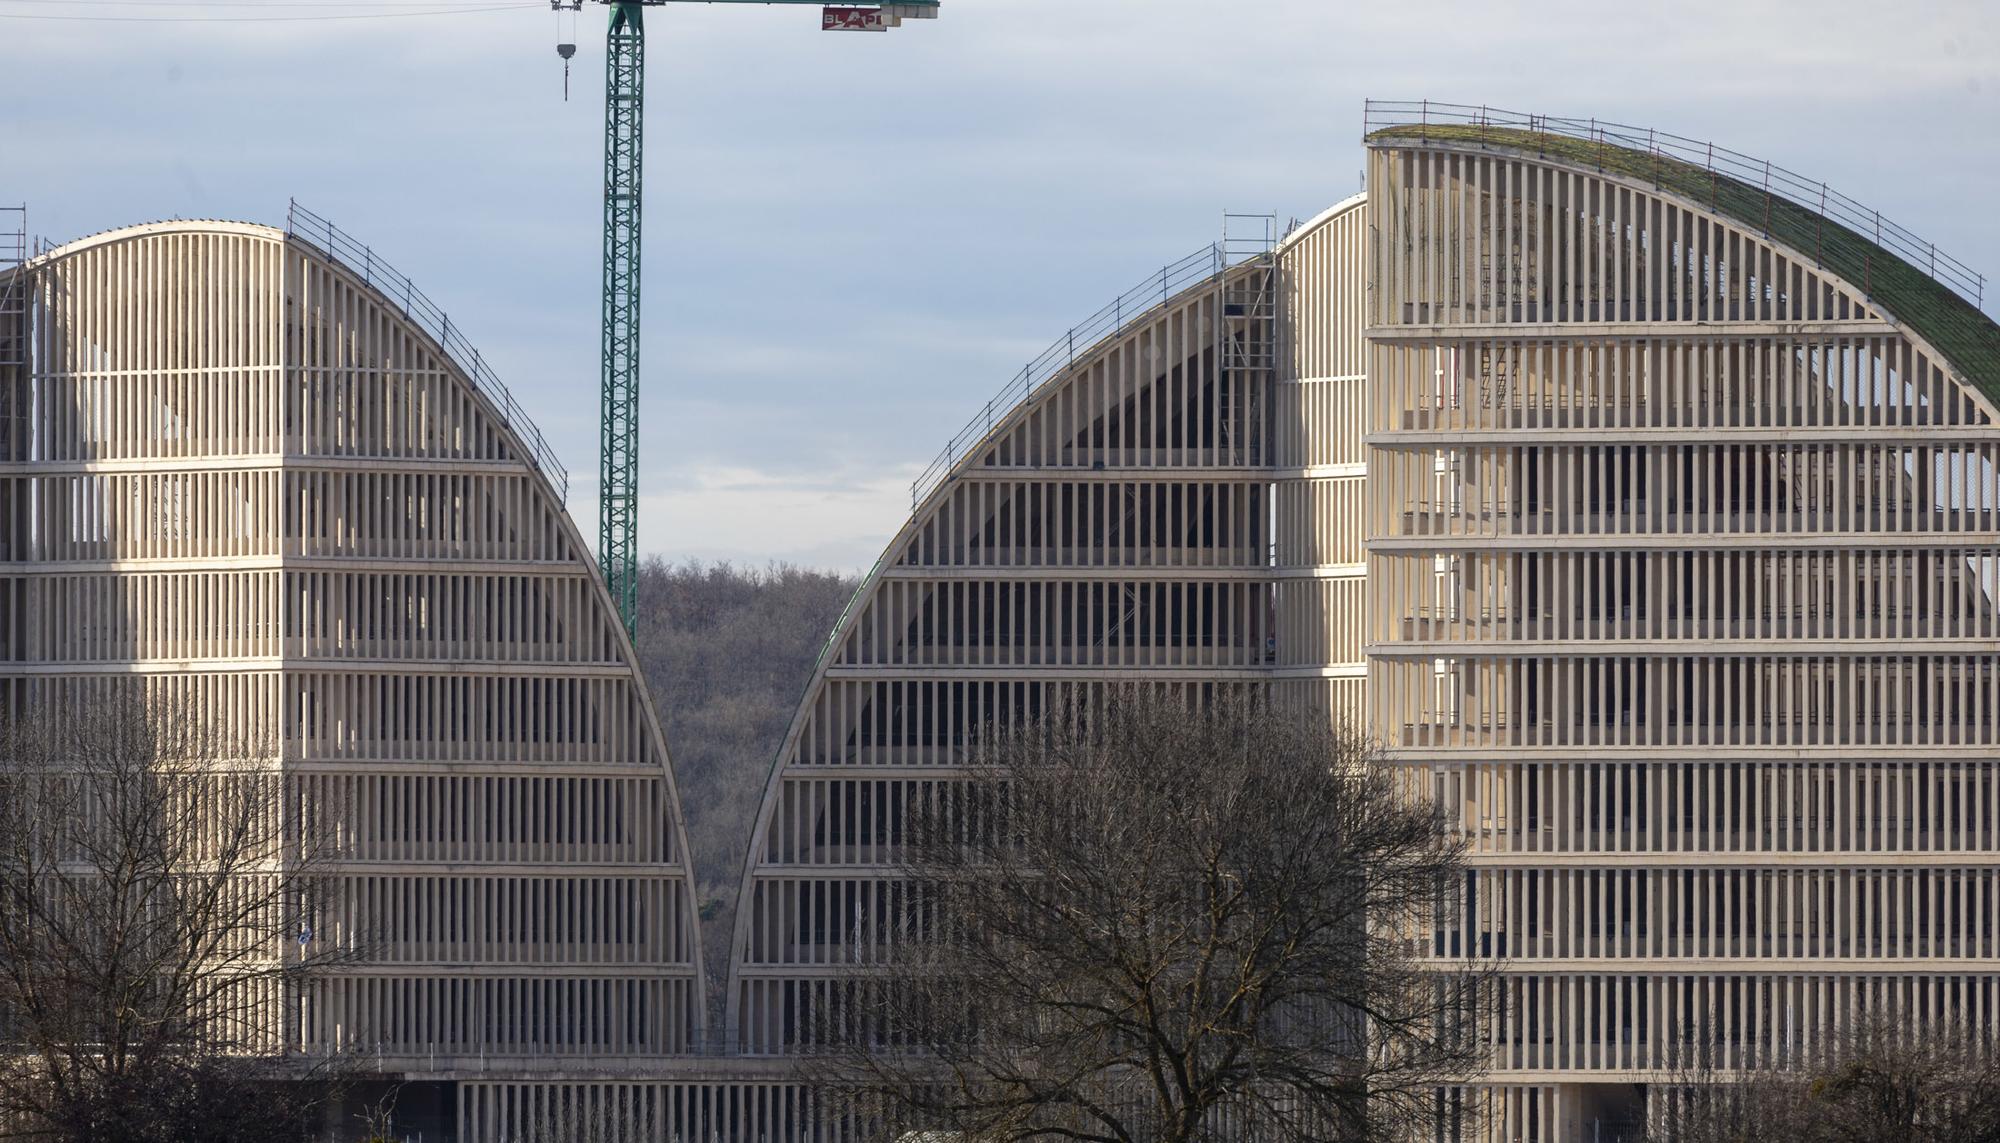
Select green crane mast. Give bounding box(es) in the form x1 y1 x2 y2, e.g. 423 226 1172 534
599 0 645 634
556 0 939 638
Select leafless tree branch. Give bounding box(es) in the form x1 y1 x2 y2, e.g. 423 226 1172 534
0 693 354 1143
811 692 1489 1143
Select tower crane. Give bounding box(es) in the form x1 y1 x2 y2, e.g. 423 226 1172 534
551 1 941 636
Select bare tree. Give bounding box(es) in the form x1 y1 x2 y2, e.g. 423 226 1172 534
815 693 1486 1143
0 693 346 1143
1647 1017 2000 1143
1643 1031 1818 1143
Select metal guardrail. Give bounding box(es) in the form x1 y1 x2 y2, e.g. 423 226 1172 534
284 200 570 501
909 242 1249 510
1362 99 1987 312
835 221 1287 683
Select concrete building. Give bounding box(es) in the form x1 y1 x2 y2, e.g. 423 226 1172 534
0 210 734 1135
724 201 1368 1055
723 104 2000 1140
7 101 2000 1140
1359 105 2000 1137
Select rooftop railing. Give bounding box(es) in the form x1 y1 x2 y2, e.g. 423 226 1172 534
285 200 570 501
909 240 1258 510
1363 99 1987 312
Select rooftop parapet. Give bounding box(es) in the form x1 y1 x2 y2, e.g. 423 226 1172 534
1363 100 2000 405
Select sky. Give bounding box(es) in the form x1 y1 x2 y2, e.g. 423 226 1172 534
3 0 1997 571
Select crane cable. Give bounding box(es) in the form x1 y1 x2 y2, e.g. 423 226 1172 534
0 1 541 21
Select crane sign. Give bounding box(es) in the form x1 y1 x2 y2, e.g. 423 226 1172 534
550 0 940 638
823 6 937 30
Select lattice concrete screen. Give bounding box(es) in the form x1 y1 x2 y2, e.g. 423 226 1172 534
0 220 705 1068
9 102 2000 1142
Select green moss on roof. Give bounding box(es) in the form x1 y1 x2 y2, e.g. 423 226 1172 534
1367 124 2000 409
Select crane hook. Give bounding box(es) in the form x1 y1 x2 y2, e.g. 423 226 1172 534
553 0 579 101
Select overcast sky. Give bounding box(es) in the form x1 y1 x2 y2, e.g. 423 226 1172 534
4 0 1997 570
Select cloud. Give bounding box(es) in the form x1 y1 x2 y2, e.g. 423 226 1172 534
630 460 921 571
6 0 1997 569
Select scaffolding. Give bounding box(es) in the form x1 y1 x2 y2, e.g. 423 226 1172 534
0 206 27 467
1219 212 1278 465
0 206 25 371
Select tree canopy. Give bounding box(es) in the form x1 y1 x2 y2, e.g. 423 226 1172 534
818 694 1483 1143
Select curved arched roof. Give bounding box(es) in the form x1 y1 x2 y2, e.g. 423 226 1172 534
717 195 1361 1044
9 214 710 1047
13 212 572 502
1367 123 2000 404
23 219 284 263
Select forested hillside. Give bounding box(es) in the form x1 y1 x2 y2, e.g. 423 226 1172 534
632 557 860 1016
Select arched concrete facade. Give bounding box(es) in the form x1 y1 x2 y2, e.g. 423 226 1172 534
1362 123 2000 1138
13 102 2000 1142
720 197 1373 1058
0 220 706 1089
719 112 2000 1140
